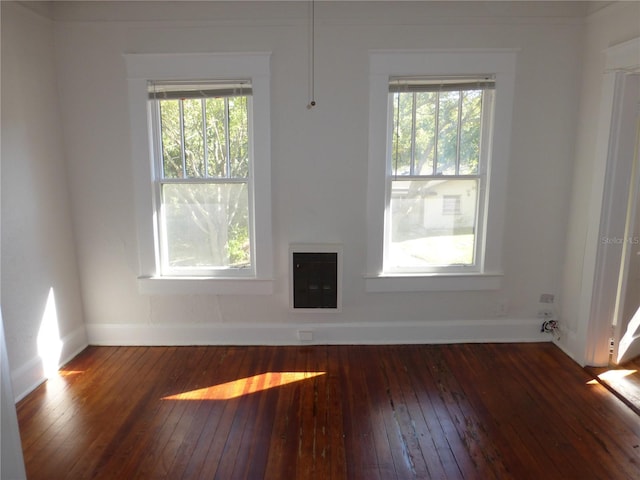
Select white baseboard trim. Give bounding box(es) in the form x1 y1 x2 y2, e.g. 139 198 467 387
86 318 549 347
552 327 590 367
13 320 551 401
12 325 88 402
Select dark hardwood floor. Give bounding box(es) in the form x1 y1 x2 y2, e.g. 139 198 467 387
586 356 640 416
17 343 640 479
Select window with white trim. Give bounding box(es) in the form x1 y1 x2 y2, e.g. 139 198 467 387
386 78 494 273
366 50 516 292
126 53 273 295
150 81 254 276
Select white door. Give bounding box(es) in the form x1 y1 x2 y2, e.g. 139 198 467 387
613 73 640 364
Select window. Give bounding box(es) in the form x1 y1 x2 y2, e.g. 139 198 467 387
442 196 462 216
150 81 253 276
366 50 517 292
126 53 273 294
386 78 494 273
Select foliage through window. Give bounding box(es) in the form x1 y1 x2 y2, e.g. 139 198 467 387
149 81 253 275
385 78 494 272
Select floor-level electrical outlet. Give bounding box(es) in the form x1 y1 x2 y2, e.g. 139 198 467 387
298 330 313 341
496 301 509 317
537 309 554 319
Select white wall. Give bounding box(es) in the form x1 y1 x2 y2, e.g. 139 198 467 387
1 2 87 399
47 1 587 347
6 0 630 393
560 1 640 363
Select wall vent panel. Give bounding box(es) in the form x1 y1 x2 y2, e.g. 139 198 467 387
290 244 342 312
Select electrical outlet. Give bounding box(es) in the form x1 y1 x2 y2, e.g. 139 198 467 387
537 309 554 319
298 330 313 341
540 293 555 304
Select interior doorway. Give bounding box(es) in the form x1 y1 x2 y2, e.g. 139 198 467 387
580 38 640 368
613 73 640 365
586 72 640 416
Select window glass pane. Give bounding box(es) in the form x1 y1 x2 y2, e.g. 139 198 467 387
391 92 413 176
182 99 205 178
387 178 478 268
229 96 249 178
436 91 460 175
162 183 250 269
414 92 436 175
205 97 228 177
459 90 482 175
159 100 183 179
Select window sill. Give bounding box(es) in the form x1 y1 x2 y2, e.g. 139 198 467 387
364 273 503 292
138 276 274 295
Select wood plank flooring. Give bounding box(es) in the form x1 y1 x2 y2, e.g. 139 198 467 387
586 356 640 416
17 343 640 479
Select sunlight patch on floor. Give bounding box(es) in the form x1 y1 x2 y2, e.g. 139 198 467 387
57 370 85 377
162 371 326 400
586 369 637 385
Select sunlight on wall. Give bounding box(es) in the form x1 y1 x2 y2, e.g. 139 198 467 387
37 288 62 378
162 371 326 401
617 305 640 364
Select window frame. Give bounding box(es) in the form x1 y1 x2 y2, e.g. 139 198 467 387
149 84 254 277
125 53 273 295
384 84 494 275
366 50 517 292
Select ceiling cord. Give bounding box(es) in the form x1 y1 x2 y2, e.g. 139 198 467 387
307 0 316 109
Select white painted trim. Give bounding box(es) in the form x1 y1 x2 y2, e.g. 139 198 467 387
125 52 271 80
578 37 640 367
125 52 273 294
605 37 640 73
366 49 517 288
11 325 88 402
365 273 502 292
552 328 581 365
138 277 273 295
86 318 548 346
11 357 44 404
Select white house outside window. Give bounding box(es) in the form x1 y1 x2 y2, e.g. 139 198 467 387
385 78 494 273
366 50 517 292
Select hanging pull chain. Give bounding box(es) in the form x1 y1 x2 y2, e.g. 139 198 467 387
307 0 316 109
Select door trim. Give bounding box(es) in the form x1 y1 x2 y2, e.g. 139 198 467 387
580 38 640 366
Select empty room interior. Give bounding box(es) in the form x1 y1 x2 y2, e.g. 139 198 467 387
2 0 640 478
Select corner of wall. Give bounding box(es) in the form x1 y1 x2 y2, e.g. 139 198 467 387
11 325 88 402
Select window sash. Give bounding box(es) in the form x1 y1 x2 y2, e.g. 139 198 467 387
384 177 484 273
149 82 256 277
158 180 253 276
389 88 491 178
152 94 251 182
384 82 494 274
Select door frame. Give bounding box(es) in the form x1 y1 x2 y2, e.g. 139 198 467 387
578 37 640 366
